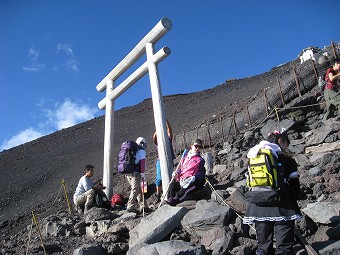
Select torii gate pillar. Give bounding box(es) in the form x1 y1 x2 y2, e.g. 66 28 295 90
102 79 114 195
146 42 173 196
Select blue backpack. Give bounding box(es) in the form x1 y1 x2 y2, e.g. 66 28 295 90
117 141 138 173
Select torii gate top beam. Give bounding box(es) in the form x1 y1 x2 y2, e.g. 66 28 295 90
96 17 172 92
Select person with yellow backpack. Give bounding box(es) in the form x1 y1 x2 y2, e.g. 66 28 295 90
243 130 302 255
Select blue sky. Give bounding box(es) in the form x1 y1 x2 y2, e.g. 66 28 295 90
0 0 338 151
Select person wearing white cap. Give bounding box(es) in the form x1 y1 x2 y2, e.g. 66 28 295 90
126 137 150 213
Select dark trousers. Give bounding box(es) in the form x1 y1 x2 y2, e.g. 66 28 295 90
255 220 295 255
167 180 202 205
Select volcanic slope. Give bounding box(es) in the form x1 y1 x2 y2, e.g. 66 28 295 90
0 59 298 232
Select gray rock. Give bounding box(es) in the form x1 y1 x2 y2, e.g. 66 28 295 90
260 118 295 138
306 126 332 146
129 204 188 247
289 144 305 154
182 200 232 230
200 226 234 254
127 240 208 255
309 152 327 163
84 207 118 224
319 240 340 255
302 202 340 224
321 153 340 166
212 164 227 175
44 221 72 237
308 166 323 177
73 244 103 255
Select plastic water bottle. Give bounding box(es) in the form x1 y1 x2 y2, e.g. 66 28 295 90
141 180 148 193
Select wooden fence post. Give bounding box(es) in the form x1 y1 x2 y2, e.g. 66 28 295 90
293 66 302 97
246 105 252 127
220 117 225 142
206 122 212 147
182 130 186 150
233 112 238 135
311 60 319 79
331 39 338 58
264 88 269 115
276 77 285 107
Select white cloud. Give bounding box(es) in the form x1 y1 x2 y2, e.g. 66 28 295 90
1 98 99 151
47 99 98 130
67 58 80 72
23 62 45 72
0 128 46 151
57 43 73 56
22 43 80 74
56 43 79 73
23 46 45 72
28 46 40 61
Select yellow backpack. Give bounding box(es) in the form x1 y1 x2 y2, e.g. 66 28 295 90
246 148 279 188
245 148 284 205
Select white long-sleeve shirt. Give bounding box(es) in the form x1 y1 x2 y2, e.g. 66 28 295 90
74 175 93 198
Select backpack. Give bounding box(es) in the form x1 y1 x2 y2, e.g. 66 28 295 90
117 141 138 173
318 71 328 91
245 148 285 206
111 193 125 207
94 191 111 210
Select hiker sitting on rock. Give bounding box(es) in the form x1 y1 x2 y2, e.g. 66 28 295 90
73 164 105 214
243 130 302 255
323 58 340 121
166 139 206 206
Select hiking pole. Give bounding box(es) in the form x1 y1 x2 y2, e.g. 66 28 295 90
158 149 188 209
141 176 145 217
294 226 319 255
140 176 148 218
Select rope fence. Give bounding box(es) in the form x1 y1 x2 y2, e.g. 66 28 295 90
25 179 73 254
172 41 339 154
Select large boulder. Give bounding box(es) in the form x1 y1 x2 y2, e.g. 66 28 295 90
129 204 189 248
302 202 340 224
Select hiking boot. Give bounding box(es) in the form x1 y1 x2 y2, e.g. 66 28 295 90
166 197 178 206
84 205 92 214
141 207 153 214
76 206 84 214
152 193 161 203
126 207 138 213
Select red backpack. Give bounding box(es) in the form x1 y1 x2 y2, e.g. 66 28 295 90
111 193 125 207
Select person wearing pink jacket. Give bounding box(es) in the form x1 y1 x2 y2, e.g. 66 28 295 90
166 139 206 206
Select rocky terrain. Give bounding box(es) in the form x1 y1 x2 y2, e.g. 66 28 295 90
0 45 340 254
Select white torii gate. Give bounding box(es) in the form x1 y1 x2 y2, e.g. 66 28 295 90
96 18 174 199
